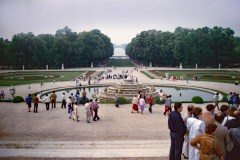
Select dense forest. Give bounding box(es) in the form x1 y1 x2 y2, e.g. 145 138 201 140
0 26 114 69
126 27 240 68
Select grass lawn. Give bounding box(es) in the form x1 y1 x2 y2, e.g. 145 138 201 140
147 70 240 83
0 71 85 86
106 59 135 67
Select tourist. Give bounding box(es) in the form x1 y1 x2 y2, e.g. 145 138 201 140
213 92 220 111
226 125 240 160
115 95 120 107
186 107 205 160
190 123 223 160
221 105 235 126
72 102 79 122
168 102 186 160
33 93 39 113
70 93 75 111
147 95 153 113
42 94 50 111
225 110 240 129
75 90 80 104
158 90 164 104
85 99 92 123
139 96 145 115
82 88 87 104
206 104 216 117
214 112 228 158
92 99 100 121
61 92 66 108
50 91 57 108
182 104 194 159
163 95 172 116
131 95 139 113
67 96 72 119
25 94 32 112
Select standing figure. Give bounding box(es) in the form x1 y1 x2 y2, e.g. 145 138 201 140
92 99 100 121
213 92 220 111
159 90 164 104
72 102 79 122
61 92 66 108
42 94 50 110
33 93 39 113
25 94 32 112
168 103 186 160
147 95 153 113
50 91 57 108
67 96 72 119
131 95 139 113
186 107 205 160
115 95 120 107
85 99 92 123
139 97 145 115
190 123 223 160
182 105 194 159
82 88 87 104
70 93 75 111
163 95 172 115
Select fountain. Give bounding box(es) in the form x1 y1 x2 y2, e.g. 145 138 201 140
99 77 159 100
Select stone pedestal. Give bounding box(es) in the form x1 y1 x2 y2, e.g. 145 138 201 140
149 62 152 67
46 65 48 70
196 64 198 69
61 64 64 70
91 62 93 68
219 64 221 69
23 65 24 70
179 63 183 69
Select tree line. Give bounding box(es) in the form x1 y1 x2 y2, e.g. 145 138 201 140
126 27 240 68
0 26 114 69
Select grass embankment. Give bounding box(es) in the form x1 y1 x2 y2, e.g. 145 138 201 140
0 71 84 86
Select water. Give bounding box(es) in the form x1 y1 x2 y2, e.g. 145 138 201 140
47 86 215 102
113 48 126 56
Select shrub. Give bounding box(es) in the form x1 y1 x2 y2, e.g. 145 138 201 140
221 95 227 102
192 96 204 104
13 96 24 103
117 96 128 104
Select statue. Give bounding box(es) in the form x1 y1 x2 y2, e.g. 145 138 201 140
150 85 155 92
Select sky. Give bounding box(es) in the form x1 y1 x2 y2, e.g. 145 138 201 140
0 0 240 45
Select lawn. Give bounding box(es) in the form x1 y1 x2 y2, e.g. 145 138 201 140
147 70 240 84
0 71 85 86
105 59 135 67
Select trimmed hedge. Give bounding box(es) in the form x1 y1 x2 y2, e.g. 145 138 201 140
13 96 24 103
192 96 204 104
117 96 129 104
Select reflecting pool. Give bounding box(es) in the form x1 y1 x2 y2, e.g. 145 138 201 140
45 86 216 102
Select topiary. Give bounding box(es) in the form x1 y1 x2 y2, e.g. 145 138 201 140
117 96 128 104
13 96 24 103
192 96 204 104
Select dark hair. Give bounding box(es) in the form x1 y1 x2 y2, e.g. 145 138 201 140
187 105 194 112
90 99 93 102
35 93 37 96
206 104 215 112
174 102 182 111
214 112 224 123
192 107 202 117
220 105 229 113
205 123 217 134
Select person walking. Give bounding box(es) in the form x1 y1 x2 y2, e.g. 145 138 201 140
33 93 39 113
50 91 57 108
139 97 146 115
147 95 153 113
70 93 75 111
92 99 100 121
168 102 186 160
61 92 66 108
163 95 172 115
82 88 87 104
42 94 50 111
85 99 92 123
213 92 220 111
190 123 224 160
67 96 72 119
131 95 139 113
72 102 79 122
25 94 32 112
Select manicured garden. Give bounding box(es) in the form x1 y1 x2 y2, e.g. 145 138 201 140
105 59 135 67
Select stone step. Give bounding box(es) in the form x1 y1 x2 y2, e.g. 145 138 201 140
0 140 170 158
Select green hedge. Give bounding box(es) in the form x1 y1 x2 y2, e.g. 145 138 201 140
13 96 24 103
192 96 204 104
117 97 129 104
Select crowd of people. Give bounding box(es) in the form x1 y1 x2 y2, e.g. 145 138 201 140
25 88 100 123
168 102 240 160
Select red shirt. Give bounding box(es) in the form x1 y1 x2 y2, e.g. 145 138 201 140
147 97 153 103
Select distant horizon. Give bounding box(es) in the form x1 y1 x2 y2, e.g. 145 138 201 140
1 0 239 45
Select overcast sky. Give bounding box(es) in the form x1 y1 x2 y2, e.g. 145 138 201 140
0 0 239 45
